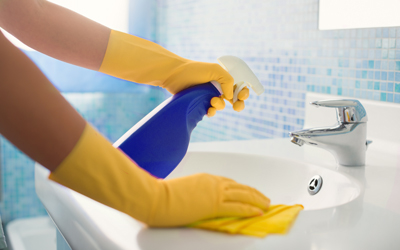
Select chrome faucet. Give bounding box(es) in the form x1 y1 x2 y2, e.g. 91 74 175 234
289 99 372 166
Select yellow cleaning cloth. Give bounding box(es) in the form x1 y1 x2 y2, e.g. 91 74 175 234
188 204 303 238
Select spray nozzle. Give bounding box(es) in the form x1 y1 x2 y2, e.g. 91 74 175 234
214 55 264 102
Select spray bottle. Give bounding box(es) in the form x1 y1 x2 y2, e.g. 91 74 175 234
113 56 264 178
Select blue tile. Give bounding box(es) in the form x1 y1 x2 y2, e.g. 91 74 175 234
380 82 387 91
387 93 394 102
388 82 394 92
382 50 388 59
389 61 395 70
389 50 395 59
337 88 342 95
375 60 381 69
373 92 380 101
361 81 368 89
357 50 363 58
375 50 382 59
382 39 389 48
368 81 374 89
381 71 388 80
383 28 389 38
362 70 368 79
376 28 382 38
375 39 382 48
370 29 376 38
396 73 400 82
375 71 381 79
368 60 374 68
368 50 374 59
362 49 368 58
390 28 396 38
381 61 388 70
369 39 375 48
374 82 380 90
395 94 400 103
368 71 374 79
396 61 400 71
388 72 395 81
390 38 396 48
396 50 400 59
395 83 400 92
355 81 361 88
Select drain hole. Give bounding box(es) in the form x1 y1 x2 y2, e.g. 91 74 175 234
308 175 323 195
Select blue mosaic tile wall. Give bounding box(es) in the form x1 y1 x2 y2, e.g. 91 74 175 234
156 0 400 142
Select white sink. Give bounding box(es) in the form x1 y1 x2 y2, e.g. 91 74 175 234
35 151 361 250
169 152 360 211
35 93 400 250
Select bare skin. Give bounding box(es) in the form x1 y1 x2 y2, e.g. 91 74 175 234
0 0 110 70
0 0 111 171
0 31 86 171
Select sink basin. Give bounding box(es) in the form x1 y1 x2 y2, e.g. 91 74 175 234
168 152 360 211
35 150 361 250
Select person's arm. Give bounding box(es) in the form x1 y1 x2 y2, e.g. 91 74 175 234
0 0 110 70
0 31 270 227
0 0 248 113
0 30 85 171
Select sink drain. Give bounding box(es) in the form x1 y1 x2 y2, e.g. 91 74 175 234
308 175 323 195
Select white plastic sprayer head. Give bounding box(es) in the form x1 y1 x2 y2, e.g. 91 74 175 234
217 55 264 102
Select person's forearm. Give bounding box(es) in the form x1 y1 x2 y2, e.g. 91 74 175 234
0 31 86 171
0 0 110 70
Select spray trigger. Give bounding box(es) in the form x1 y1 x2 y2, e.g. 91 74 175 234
215 56 264 103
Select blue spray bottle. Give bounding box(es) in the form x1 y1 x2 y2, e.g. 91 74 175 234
113 56 264 178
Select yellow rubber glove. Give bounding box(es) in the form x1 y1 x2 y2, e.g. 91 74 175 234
208 86 250 116
49 123 270 227
189 204 303 237
99 30 248 116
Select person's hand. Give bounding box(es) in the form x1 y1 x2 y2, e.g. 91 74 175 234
149 173 270 227
208 86 250 117
99 30 251 116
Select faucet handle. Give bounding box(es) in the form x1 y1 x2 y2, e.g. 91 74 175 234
311 99 368 123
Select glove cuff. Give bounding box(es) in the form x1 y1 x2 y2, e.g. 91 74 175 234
49 122 159 223
99 30 186 87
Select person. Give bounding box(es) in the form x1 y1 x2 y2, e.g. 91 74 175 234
0 0 270 227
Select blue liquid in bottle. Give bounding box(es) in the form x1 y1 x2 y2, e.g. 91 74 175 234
114 82 221 178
